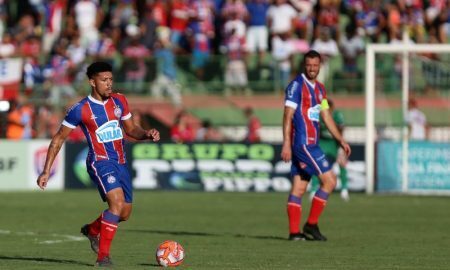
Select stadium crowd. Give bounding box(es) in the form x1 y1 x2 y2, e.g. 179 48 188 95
0 0 449 140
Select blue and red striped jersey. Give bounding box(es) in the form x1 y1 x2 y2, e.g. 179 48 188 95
284 74 328 146
62 93 131 164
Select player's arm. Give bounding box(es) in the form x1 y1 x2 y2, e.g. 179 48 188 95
122 117 160 142
281 106 295 162
37 125 72 190
320 102 351 157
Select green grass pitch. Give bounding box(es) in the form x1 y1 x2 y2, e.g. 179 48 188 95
0 191 449 269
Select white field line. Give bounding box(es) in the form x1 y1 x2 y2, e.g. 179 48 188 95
0 229 85 245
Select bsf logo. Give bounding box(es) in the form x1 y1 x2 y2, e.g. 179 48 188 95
114 107 122 118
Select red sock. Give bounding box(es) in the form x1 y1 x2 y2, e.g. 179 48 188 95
88 215 102 236
307 196 327 225
287 203 302 234
98 211 119 261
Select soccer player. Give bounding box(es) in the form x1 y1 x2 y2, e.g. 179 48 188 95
309 99 350 201
36 62 160 266
281 50 351 241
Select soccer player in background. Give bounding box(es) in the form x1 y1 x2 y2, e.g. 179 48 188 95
36 62 160 266
281 50 351 241
309 99 350 201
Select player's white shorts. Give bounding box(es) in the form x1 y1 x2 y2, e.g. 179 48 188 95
246 26 268 53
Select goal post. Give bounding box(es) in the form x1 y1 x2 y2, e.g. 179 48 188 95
365 43 450 195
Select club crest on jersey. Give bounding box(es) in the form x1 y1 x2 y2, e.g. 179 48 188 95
307 104 321 122
107 174 116 184
95 120 123 143
114 107 122 118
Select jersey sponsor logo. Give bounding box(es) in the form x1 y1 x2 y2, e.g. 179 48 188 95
307 104 321 121
95 120 123 143
114 107 122 118
287 81 299 98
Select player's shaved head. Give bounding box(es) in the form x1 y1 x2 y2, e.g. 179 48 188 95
86 62 113 79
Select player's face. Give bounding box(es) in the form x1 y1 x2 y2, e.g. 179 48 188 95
304 57 321 81
90 71 113 100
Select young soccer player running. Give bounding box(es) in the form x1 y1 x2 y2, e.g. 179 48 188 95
281 50 351 241
36 62 160 266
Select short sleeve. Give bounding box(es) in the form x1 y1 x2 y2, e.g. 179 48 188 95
284 80 301 110
62 103 82 129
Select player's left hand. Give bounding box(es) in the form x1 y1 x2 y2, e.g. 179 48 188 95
146 129 160 142
340 140 351 157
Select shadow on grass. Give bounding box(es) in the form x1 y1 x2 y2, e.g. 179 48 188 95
124 229 287 241
0 255 92 266
138 263 161 267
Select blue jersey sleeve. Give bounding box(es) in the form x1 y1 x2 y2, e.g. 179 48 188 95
62 102 82 129
284 79 301 110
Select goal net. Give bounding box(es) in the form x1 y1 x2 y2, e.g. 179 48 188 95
365 43 450 195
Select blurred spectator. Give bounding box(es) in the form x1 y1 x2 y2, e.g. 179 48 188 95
0 32 17 57
45 39 76 105
271 32 294 91
354 0 386 43
290 0 315 41
221 0 248 23
169 0 191 52
122 32 151 93
311 26 338 83
23 56 45 96
245 0 270 64
223 26 248 95
316 0 340 40
267 0 297 36
243 107 261 143
140 7 159 52
339 25 364 75
6 97 34 140
35 103 61 139
151 27 182 106
188 0 216 79
13 14 37 45
403 2 426 43
223 10 246 39
387 1 402 42
74 0 102 48
406 98 429 141
195 119 223 141
19 35 41 58
437 1 449 43
42 0 66 53
171 110 195 143
148 0 169 27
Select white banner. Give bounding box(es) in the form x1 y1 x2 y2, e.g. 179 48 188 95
0 58 23 84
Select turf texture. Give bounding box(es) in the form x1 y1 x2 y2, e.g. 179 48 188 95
0 191 449 269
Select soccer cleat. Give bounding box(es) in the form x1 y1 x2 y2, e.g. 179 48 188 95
288 233 312 241
95 256 113 267
341 189 350 202
80 224 99 254
303 223 327 241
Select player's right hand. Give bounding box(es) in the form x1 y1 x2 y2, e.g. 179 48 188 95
281 144 292 162
37 172 50 190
